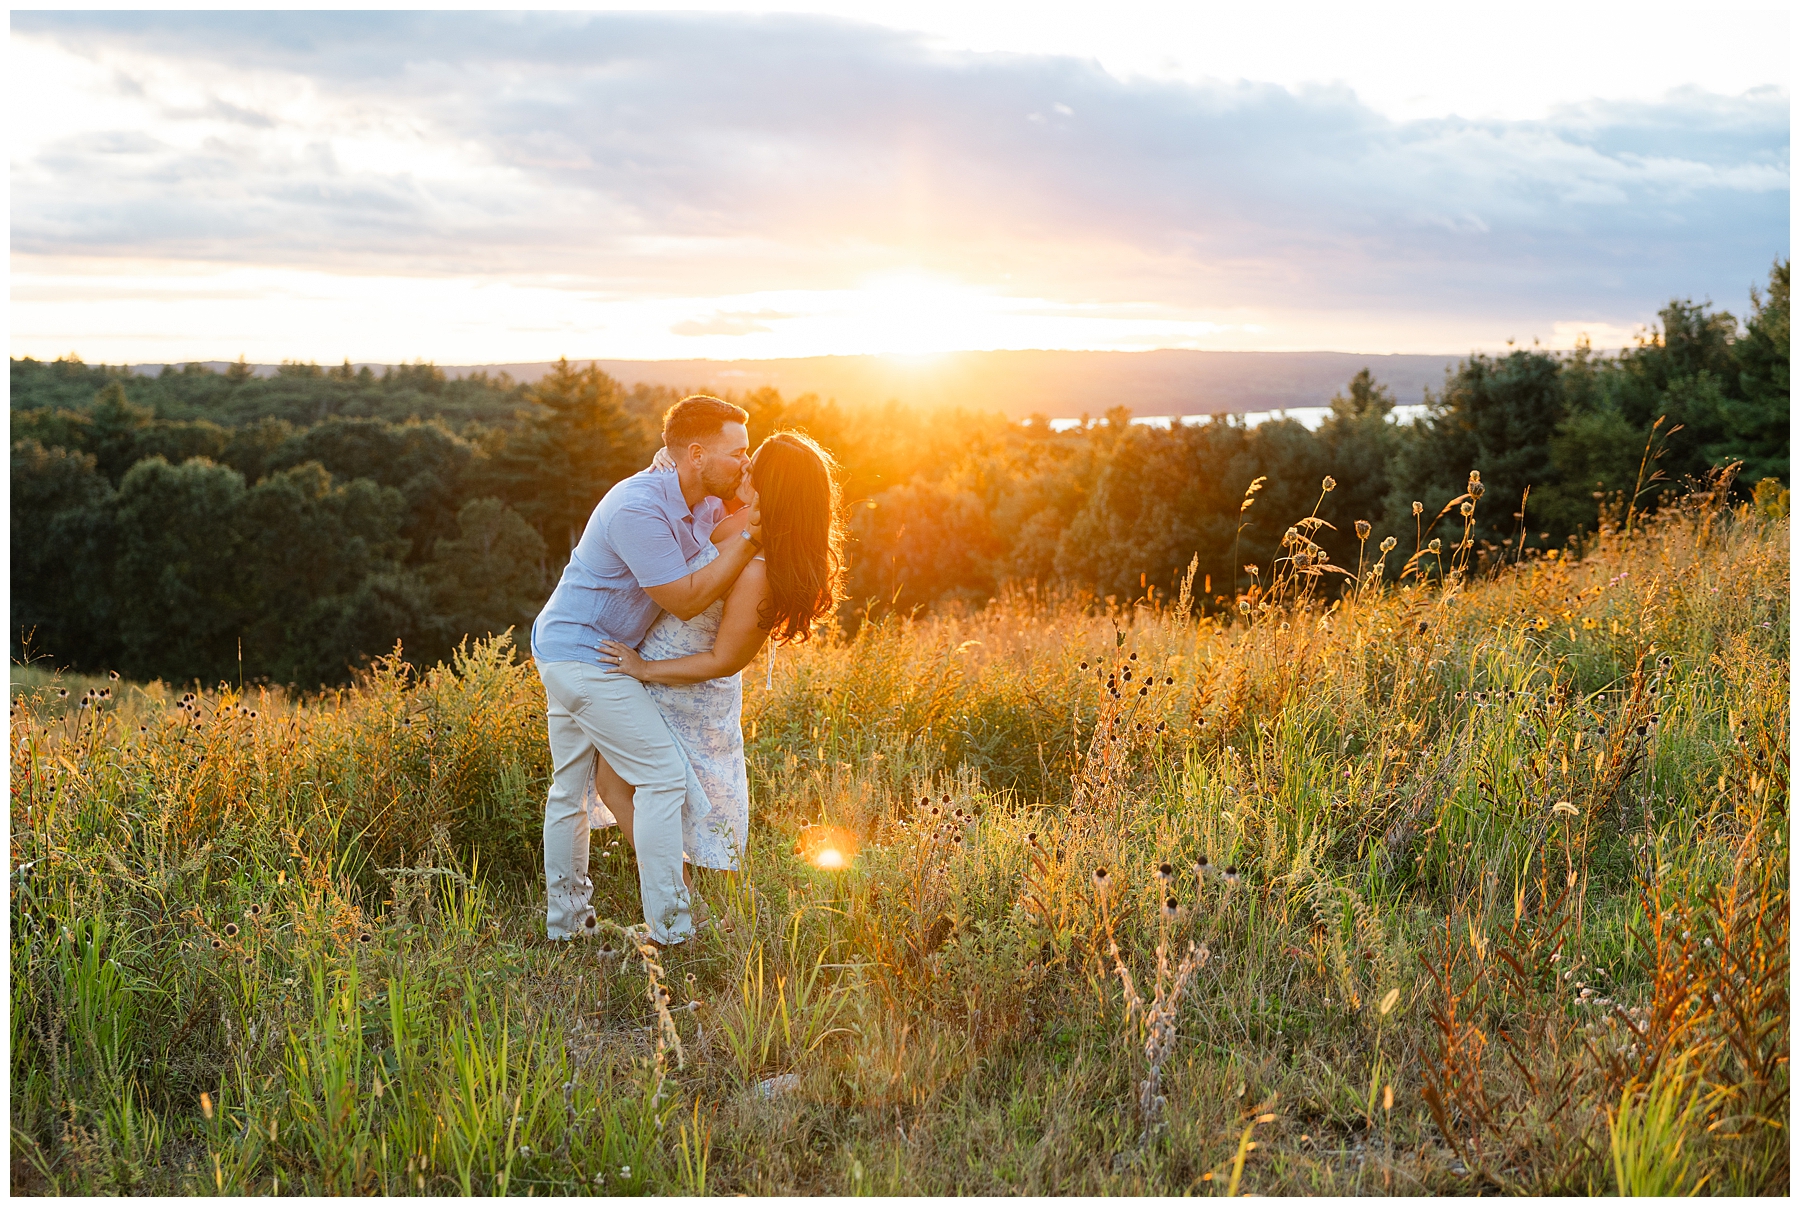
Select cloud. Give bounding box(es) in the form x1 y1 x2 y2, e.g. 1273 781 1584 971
8 11 1789 346
671 310 789 336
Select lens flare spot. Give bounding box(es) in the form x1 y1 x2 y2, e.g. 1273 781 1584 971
798 824 859 871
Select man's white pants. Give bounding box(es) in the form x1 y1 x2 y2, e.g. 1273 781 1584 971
537 660 693 944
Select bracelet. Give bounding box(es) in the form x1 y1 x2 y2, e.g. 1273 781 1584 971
741 528 760 547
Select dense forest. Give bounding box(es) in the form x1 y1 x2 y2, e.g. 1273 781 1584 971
12 261 1787 689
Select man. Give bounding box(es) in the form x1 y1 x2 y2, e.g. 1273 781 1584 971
531 395 759 945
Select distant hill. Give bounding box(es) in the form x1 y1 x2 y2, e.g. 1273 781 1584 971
128 350 1460 419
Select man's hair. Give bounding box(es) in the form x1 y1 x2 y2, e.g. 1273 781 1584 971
662 395 749 451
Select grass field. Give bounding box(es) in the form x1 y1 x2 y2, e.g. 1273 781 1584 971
9 474 1789 1195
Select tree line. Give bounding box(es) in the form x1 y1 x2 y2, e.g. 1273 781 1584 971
12 261 1786 688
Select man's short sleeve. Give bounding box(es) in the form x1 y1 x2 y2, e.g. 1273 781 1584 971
608 504 694 588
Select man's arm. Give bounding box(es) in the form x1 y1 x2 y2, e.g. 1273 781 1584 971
709 503 756 547
601 561 771 684
642 532 758 620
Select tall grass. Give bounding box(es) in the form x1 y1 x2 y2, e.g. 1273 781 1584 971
10 474 1787 1194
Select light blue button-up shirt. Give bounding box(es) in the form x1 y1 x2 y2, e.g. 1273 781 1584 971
531 469 725 665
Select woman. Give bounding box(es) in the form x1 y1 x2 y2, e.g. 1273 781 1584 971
590 431 845 898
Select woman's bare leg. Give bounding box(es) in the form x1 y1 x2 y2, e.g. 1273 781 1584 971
593 753 694 892
592 751 636 847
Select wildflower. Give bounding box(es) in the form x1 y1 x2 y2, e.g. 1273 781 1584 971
1355 519 1371 540
1244 564 1259 578
1155 721 1166 733
942 793 952 804
248 903 263 917
1157 862 1174 885
358 932 373 945
1322 476 1337 492
1417 620 1429 634
58 688 69 699
1412 501 1424 516
211 938 224 950
1162 896 1180 921
1129 652 1138 661
1079 661 1088 670
1460 501 1474 517
224 923 239 938
1223 866 1241 886
1092 866 1111 893
1238 600 1251 614
1428 538 1442 554
1026 832 1039 847
109 671 120 681
1380 536 1397 553
1139 686 1149 697
1164 676 1174 685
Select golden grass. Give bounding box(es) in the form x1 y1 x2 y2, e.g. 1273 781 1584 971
10 480 1788 1194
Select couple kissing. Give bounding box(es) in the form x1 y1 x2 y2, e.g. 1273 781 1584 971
531 395 844 945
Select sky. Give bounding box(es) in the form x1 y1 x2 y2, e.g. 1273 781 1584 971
8 6 1791 365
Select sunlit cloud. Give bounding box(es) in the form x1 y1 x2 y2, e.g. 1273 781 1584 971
8 11 1788 364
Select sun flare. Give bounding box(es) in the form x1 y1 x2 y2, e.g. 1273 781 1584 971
798 824 859 871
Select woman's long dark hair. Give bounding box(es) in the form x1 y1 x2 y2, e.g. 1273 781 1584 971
751 431 844 643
